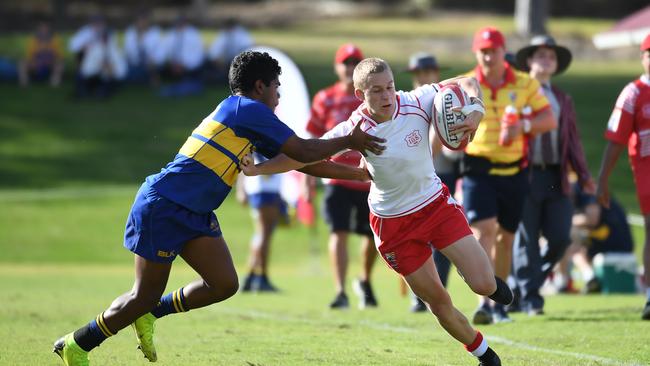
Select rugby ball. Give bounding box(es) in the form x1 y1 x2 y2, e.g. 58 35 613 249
433 84 470 151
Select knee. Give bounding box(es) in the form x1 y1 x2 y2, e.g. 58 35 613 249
207 273 239 302
425 295 453 317
495 238 513 252
416 288 451 313
330 232 348 246
131 289 163 310
222 276 239 299
219 274 240 300
469 276 497 297
474 223 497 241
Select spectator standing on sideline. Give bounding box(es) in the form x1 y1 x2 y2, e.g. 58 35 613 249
511 35 594 316
597 33 650 320
305 44 379 310
124 12 162 85
405 52 460 312
464 27 556 324
18 21 64 87
207 18 254 84
236 152 287 293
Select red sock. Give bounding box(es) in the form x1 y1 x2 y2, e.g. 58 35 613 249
465 331 488 357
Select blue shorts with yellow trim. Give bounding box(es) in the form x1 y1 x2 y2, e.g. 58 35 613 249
124 183 222 263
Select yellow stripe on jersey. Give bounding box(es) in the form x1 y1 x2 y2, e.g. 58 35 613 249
465 68 550 175
178 119 252 186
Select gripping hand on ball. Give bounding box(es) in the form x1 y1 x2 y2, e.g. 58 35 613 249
450 101 484 142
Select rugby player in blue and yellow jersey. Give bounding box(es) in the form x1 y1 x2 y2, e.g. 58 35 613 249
53 51 384 366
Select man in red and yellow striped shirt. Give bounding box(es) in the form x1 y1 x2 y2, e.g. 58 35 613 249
463 27 556 324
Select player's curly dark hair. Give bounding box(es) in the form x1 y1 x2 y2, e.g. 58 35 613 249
229 51 282 94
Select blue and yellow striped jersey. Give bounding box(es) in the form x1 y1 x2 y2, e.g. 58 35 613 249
146 95 295 213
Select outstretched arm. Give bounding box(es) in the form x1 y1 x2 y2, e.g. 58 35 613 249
439 75 482 100
241 153 307 176
298 161 370 181
281 122 385 163
241 153 370 181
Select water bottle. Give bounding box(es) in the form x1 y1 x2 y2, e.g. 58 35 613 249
499 105 519 146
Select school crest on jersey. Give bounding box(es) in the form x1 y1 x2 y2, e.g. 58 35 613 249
405 130 422 147
384 252 399 269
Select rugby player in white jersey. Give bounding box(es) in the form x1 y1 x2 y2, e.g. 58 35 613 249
241 58 511 366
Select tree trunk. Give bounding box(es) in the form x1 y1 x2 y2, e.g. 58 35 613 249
515 0 548 37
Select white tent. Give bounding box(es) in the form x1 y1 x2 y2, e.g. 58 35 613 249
593 5 650 49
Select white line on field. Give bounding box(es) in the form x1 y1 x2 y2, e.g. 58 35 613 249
218 307 644 366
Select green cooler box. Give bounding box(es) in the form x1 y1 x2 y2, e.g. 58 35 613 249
593 253 638 294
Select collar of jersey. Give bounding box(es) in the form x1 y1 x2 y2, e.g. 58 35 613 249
641 74 650 86
475 62 517 88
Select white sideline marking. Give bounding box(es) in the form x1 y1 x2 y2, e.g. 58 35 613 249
486 336 644 366
218 307 643 366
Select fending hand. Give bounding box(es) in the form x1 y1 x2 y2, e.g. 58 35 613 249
349 122 386 156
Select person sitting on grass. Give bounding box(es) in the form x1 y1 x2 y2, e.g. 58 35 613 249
556 182 634 294
18 21 64 87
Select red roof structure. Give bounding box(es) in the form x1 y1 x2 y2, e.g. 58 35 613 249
593 5 650 49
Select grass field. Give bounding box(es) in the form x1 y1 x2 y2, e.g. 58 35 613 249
1 15 648 366
1 189 648 366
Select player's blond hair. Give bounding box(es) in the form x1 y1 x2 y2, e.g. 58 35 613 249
353 58 392 90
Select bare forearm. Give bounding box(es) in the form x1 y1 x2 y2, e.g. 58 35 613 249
298 161 368 181
529 108 557 135
283 136 352 163
597 142 625 183
254 154 307 175
439 76 482 99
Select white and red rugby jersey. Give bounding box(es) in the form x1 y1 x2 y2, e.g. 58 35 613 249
606 75 650 159
322 83 445 218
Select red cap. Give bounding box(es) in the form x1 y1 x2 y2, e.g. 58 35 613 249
641 33 650 52
472 26 506 52
335 43 364 64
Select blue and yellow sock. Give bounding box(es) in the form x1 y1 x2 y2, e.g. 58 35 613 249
73 312 115 352
151 288 189 318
